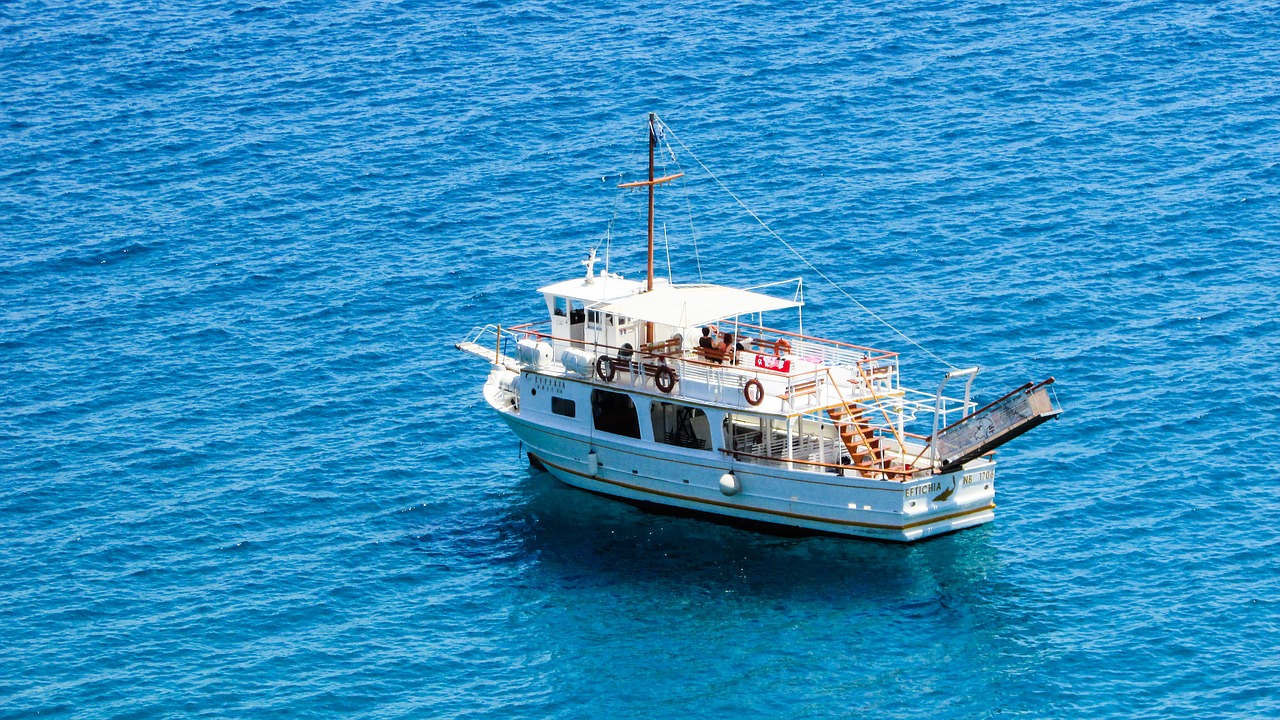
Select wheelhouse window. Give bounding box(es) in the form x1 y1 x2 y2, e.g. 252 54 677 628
651 402 712 450
551 396 576 418
553 297 568 317
591 389 641 438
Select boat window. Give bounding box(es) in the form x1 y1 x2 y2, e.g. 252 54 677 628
551 396 575 418
587 309 602 328
651 402 712 450
553 297 568 317
570 300 585 325
605 313 614 326
591 389 641 438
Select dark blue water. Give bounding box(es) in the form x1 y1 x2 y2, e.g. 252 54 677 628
4 1 1279 717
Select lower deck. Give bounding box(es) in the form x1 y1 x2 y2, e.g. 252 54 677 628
486 366 998 542
502 364 938 480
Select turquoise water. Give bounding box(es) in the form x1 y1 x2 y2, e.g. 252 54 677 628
3 1 1279 717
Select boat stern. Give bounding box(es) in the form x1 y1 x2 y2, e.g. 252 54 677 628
894 459 997 541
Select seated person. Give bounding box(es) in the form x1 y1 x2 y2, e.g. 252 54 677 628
702 326 726 364
698 326 715 350
723 332 745 363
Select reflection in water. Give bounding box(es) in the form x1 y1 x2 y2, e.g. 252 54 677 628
505 465 1006 605
478 466 1058 717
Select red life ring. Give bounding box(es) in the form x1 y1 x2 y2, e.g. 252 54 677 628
774 338 791 357
743 378 764 406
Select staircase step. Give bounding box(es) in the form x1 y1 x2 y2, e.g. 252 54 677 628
828 405 889 472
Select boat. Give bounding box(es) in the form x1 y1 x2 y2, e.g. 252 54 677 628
455 113 1061 542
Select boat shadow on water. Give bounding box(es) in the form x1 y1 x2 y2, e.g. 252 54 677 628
505 464 1006 605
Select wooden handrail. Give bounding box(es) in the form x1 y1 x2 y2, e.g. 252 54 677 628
513 327 808 378
720 448 916 480
854 365 909 456
504 318 897 364
731 320 899 359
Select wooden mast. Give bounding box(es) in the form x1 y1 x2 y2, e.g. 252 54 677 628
647 112 656 292
615 113 684 343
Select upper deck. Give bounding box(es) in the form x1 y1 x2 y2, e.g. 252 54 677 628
459 317 975 435
458 272 979 444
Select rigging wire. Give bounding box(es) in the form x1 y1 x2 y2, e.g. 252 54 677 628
662 222 673 284
664 145 706 283
655 116 960 372
595 175 626 275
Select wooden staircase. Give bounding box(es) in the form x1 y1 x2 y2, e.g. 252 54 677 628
827 405 887 472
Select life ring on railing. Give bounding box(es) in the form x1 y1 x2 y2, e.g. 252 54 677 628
743 378 764 406
654 365 677 394
595 355 616 382
774 339 791 357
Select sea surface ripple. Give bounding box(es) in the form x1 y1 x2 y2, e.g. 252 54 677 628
2 1 1279 718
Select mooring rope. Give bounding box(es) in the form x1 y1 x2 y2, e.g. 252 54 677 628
656 116 960 371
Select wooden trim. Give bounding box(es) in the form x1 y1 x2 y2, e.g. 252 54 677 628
719 448 917 480
501 408 908 492
731 320 897 359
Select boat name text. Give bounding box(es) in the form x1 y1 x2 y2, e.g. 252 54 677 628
528 374 567 394
904 482 942 498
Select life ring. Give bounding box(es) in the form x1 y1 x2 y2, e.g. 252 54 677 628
743 378 764 406
774 338 791 357
595 355 616 382
654 365 677 394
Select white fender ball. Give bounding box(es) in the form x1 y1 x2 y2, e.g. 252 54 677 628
719 472 740 496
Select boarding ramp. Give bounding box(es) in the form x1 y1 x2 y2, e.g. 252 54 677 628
933 378 1061 474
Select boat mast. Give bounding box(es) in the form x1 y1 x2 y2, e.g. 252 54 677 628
615 113 684 341
647 111 656 292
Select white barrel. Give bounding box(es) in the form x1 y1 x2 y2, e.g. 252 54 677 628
561 348 596 378
516 338 552 369
719 472 741 496
496 370 520 396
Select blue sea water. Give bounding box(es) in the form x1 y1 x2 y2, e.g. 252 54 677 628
3 0 1280 717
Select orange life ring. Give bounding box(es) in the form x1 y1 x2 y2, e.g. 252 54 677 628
743 378 764 406
774 339 791 357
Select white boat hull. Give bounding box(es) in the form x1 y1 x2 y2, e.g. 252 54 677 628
487 380 997 543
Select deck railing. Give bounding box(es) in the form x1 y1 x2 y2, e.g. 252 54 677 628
460 319 970 433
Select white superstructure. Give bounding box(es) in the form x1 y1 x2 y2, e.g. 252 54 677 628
456 115 1060 542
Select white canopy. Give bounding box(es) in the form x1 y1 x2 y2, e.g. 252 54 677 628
594 284 801 328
